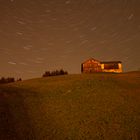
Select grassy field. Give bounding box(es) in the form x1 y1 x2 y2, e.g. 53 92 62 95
0 72 140 140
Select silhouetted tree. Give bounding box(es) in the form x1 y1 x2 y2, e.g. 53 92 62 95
0 77 5 84
42 69 68 77
43 71 51 77
0 77 15 84
17 78 22 82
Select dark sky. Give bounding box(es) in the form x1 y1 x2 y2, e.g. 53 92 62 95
0 0 140 79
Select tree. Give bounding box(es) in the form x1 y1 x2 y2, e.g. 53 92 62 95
17 78 22 82
42 69 68 77
43 71 51 77
0 77 15 84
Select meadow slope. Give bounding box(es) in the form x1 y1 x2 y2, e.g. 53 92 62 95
0 72 140 140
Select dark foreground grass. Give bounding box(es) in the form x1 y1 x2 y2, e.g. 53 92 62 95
0 72 140 140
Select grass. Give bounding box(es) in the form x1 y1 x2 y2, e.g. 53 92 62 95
0 72 140 140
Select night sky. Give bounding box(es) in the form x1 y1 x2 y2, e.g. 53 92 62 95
0 0 140 79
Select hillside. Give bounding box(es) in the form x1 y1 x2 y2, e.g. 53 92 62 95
0 72 140 140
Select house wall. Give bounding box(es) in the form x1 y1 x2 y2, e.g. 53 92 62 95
101 63 122 73
82 59 102 73
81 59 123 73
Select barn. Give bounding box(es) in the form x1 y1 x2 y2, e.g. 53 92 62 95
81 58 122 73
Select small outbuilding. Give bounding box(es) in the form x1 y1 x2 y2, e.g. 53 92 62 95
81 58 122 73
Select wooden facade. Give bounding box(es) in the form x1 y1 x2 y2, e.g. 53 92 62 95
81 58 122 73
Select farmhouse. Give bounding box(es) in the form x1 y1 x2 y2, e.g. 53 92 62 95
81 58 122 73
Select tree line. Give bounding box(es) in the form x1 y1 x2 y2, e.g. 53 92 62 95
42 69 68 77
0 77 22 84
0 69 68 84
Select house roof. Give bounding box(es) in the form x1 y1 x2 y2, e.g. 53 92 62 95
82 58 100 64
82 58 122 64
100 61 122 64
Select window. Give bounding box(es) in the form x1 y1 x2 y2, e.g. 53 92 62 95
104 63 119 69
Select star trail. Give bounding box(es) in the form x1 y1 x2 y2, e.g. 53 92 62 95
0 0 140 79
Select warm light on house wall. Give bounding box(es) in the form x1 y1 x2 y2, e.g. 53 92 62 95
101 64 104 70
81 58 123 73
118 63 122 73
